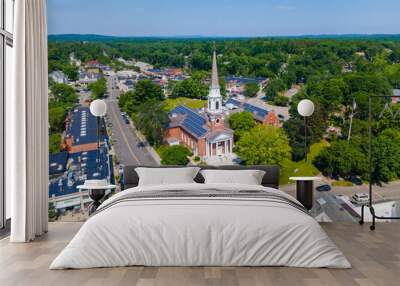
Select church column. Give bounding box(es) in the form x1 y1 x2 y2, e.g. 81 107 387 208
230 139 233 155
224 140 228 156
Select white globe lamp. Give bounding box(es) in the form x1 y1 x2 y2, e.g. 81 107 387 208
90 99 107 117
297 99 315 162
297 99 315 117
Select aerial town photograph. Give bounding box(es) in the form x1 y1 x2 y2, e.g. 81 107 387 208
3 0 400 285
46 4 400 225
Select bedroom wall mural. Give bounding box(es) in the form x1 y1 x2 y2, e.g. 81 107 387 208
47 0 400 223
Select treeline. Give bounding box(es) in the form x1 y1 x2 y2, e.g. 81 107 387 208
49 38 400 81
48 81 79 153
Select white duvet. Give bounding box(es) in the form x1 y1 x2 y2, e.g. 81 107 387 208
50 183 351 269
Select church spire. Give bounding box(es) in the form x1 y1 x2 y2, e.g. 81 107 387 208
211 48 220 89
207 46 223 115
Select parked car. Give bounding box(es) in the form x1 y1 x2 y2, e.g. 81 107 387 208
351 193 369 204
350 176 363 185
316 184 331 192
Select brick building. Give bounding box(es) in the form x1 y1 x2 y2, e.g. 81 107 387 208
165 50 234 160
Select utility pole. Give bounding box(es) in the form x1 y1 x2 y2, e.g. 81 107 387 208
348 98 357 142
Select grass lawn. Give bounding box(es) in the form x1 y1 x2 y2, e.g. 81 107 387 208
164 97 207 111
280 140 329 185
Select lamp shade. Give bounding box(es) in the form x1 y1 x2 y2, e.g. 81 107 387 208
297 99 315 117
90 99 107 117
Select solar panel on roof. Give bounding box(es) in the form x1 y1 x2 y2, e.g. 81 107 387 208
170 105 208 138
244 103 268 118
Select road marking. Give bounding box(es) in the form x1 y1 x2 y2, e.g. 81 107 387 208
109 103 140 163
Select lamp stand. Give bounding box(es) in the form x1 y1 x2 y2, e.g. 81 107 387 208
304 116 308 162
96 116 100 173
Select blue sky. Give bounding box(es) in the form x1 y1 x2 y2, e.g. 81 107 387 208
47 0 400 36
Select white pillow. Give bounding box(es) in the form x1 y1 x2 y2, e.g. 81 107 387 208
135 167 200 186
200 169 266 185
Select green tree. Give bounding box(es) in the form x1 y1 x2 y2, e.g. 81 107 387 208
48 202 58 221
244 82 259 97
135 100 169 147
228 112 256 139
236 125 291 166
371 130 400 183
265 79 286 101
313 140 368 179
48 106 67 133
88 77 107 99
133 79 164 102
160 145 191 165
50 83 78 106
171 78 208 100
273 95 289 106
49 133 62 154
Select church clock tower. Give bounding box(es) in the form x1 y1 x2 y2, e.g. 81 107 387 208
207 49 223 115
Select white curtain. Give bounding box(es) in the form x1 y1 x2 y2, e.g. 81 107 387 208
8 0 48 242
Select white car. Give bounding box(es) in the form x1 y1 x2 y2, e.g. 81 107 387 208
226 103 238 110
351 193 369 204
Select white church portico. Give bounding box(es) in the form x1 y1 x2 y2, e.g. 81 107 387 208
205 133 233 158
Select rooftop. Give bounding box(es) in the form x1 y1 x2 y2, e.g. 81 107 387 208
169 105 208 138
226 98 270 121
225 76 267 85
48 149 111 198
65 106 107 146
49 151 68 176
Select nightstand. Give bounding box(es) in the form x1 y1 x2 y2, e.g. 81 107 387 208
289 177 320 210
77 183 116 215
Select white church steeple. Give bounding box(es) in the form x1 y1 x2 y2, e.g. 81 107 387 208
207 48 223 115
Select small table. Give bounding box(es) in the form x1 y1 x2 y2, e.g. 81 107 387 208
289 177 320 210
77 184 116 215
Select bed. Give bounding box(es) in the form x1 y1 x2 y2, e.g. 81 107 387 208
50 165 351 269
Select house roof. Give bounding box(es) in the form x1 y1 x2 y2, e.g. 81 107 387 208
225 76 266 85
48 149 111 198
169 105 208 138
49 151 69 175
65 107 107 146
226 98 269 120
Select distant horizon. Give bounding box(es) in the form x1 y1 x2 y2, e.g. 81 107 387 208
48 33 400 39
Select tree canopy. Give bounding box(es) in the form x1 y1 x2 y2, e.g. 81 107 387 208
235 125 291 166
228 112 256 140
159 145 192 165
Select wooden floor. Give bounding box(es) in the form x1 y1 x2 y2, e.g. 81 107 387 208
0 222 399 286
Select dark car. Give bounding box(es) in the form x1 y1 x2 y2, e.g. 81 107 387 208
316 184 331 192
350 176 363 186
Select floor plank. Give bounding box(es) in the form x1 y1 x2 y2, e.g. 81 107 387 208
0 222 399 286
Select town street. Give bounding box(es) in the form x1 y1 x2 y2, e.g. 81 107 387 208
105 75 157 166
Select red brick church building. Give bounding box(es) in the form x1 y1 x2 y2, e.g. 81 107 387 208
165 50 280 161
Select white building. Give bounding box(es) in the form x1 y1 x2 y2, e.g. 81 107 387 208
134 61 153 72
50 70 68 84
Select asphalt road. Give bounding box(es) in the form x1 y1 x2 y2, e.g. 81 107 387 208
105 75 157 166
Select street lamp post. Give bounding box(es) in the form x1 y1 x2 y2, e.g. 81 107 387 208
297 99 315 162
90 99 107 172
